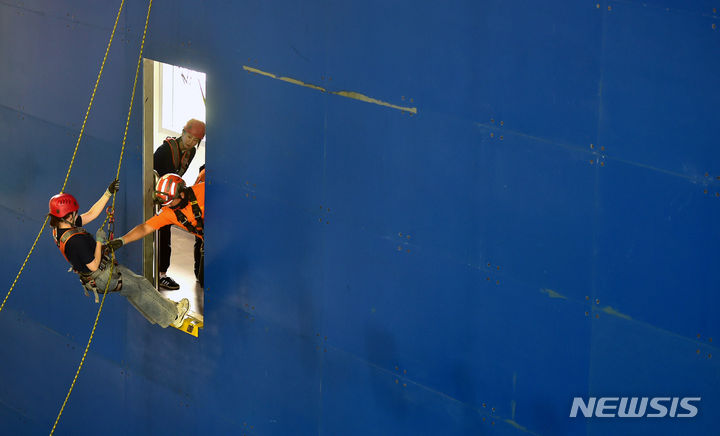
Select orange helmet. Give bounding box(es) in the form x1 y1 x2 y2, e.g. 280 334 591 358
184 119 206 141
155 173 186 206
49 193 79 218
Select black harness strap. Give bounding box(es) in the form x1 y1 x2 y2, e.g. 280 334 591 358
172 188 204 237
54 227 90 264
164 137 195 177
54 227 122 299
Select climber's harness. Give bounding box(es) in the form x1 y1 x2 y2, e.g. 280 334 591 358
76 248 123 303
54 226 123 302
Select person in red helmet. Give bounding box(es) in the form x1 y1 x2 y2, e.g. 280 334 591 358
107 173 205 286
153 118 206 290
48 180 189 328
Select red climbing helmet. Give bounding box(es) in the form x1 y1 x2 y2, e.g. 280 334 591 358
49 193 79 218
184 118 206 141
155 173 186 206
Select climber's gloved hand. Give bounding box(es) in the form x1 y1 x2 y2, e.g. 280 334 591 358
107 178 120 195
105 237 124 251
95 228 108 244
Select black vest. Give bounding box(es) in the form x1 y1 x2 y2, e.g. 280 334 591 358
164 137 196 176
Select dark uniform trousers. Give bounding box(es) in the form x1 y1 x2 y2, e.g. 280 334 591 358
158 224 172 273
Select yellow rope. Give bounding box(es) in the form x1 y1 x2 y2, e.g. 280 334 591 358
61 0 127 194
49 263 113 436
0 0 126 315
110 0 153 219
50 1 153 434
0 216 49 313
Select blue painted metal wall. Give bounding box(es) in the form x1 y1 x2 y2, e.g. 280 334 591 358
1 1 719 435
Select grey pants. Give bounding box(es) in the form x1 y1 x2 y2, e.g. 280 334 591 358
90 264 178 328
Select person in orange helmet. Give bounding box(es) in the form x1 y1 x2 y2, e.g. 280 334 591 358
48 181 189 328
153 118 205 290
107 173 205 286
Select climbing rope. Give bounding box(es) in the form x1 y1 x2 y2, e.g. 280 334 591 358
0 0 126 315
106 0 153 226
0 216 49 313
48 266 113 436
50 1 153 434
60 0 128 194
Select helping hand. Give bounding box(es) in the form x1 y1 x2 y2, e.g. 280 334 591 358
106 238 124 251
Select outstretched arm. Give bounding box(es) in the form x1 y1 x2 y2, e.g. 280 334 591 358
107 222 156 251
80 179 119 224
120 222 156 245
106 213 169 251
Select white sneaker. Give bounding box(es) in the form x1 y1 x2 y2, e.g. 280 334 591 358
172 298 190 327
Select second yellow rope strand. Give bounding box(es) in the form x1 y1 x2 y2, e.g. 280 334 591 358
50 1 154 433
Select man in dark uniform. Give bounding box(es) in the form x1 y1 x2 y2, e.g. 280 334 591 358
153 118 205 289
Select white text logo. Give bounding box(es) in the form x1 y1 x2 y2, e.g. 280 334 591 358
569 397 700 418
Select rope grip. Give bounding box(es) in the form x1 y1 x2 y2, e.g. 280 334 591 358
105 206 116 240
